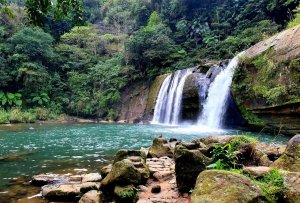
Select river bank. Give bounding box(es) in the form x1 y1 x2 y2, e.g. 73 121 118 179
2 131 299 203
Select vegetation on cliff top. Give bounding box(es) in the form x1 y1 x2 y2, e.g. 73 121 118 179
0 0 300 121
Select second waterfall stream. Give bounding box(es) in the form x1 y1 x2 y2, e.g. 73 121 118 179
152 52 244 129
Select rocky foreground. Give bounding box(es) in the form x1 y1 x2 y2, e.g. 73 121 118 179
29 134 300 203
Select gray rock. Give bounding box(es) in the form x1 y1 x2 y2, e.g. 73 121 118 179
79 190 103 203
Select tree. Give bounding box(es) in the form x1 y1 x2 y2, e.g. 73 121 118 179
125 12 177 76
6 27 55 97
25 0 84 26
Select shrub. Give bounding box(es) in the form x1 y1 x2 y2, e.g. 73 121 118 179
0 109 9 124
207 144 236 170
8 108 24 123
33 108 51 121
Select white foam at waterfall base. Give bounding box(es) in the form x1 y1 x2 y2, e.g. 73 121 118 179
198 52 244 129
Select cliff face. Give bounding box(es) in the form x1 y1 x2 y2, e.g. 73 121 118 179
232 25 300 134
117 74 168 123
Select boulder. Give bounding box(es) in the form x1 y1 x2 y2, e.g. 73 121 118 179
282 172 300 203
82 173 102 183
174 146 211 192
191 170 268 203
272 134 300 172
113 149 143 163
259 154 273 166
31 173 70 186
242 166 272 178
114 185 137 203
79 190 103 203
101 160 142 189
197 135 233 147
100 164 112 179
148 137 173 158
42 182 99 201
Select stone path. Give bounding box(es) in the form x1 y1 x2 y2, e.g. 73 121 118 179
138 156 191 203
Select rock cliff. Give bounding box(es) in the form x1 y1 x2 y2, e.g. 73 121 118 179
232 25 300 134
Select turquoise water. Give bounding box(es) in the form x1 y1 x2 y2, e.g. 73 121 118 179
0 123 289 192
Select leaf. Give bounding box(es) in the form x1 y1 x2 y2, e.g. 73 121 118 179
2 97 7 105
7 93 15 100
42 98 49 103
32 97 40 102
38 100 43 105
15 93 22 98
207 163 217 169
15 100 22 106
0 91 4 99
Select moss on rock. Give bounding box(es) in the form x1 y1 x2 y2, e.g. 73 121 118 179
148 137 173 158
191 170 268 203
271 134 300 172
101 160 142 189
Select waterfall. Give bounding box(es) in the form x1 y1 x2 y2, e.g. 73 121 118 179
198 52 244 129
152 68 194 125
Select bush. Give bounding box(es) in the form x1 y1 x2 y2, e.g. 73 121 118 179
0 109 9 124
207 144 236 170
8 108 24 123
33 108 51 121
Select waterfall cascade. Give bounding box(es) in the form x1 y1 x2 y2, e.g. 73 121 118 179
152 68 195 125
152 53 243 128
198 53 243 128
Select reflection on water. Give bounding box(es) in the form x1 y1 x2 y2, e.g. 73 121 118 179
0 123 290 201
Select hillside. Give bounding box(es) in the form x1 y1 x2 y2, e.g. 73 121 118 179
0 0 300 123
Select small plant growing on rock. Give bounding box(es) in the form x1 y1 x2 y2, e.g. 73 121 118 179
120 186 137 199
255 169 285 203
207 144 237 170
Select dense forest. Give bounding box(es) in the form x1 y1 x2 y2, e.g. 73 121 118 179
0 0 300 122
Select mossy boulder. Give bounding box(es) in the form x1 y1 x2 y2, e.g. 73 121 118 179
114 185 137 203
191 170 268 203
271 134 300 172
100 164 112 179
113 149 143 163
101 160 142 190
174 146 212 192
197 135 233 147
148 137 173 158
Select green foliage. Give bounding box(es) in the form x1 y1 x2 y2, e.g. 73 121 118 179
32 108 52 120
119 186 137 199
239 107 265 126
0 91 22 108
25 0 84 26
1 0 299 122
125 12 178 77
207 144 236 170
0 108 9 123
288 6 300 28
0 108 38 124
30 93 50 106
255 169 285 203
233 52 300 108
